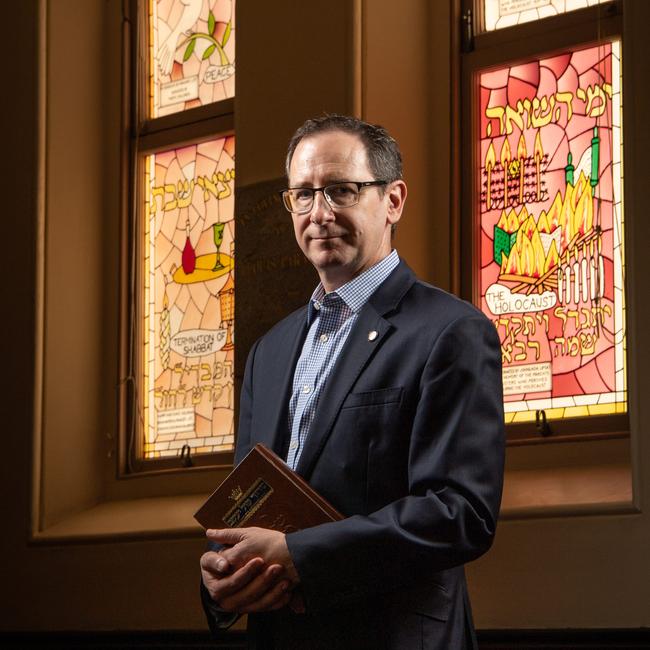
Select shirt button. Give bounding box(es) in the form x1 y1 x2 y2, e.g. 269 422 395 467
319 333 329 343
289 441 298 450
302 385 311 394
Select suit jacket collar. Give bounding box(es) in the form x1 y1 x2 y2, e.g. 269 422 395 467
294 260 417 478
365 257 417 316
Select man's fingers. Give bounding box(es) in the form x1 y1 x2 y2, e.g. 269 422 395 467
218 563 286 612
200 550 233 576
202 557 265 603
218 543 247 569
240 579 292 613
200 529 297 614
216 558 267 598
206 527 245 546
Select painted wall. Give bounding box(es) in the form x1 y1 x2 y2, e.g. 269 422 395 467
2 0 649 633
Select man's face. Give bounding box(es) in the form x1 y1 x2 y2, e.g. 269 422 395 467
288 130 405 292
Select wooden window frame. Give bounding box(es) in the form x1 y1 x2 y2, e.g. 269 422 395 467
457 0 629 445
118 0 236 476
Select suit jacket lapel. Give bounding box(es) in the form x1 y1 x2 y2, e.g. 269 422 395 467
295 261 417 479
257 311 308 458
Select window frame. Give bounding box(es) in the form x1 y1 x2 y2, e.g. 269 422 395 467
459 0 629 445
119 0 236 476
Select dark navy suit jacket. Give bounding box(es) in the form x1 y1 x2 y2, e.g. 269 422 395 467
204 260 505 649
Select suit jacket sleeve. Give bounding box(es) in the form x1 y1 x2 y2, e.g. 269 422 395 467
285 313 505 613
201 340 260 633
234 337 258 465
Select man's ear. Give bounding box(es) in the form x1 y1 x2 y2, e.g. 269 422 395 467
386 180 407 227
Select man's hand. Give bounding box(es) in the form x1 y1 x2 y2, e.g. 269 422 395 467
200 552 292 614
206 527 300 585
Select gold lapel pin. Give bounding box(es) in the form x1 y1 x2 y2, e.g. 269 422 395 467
368 330 378 341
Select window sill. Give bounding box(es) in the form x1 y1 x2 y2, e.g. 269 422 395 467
31 493 209 544
501 462 634 519
31 454 635 542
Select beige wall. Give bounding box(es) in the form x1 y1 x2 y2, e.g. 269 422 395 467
2 0 649 633
364 1 453 288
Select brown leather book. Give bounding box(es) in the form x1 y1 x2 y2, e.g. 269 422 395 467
194 443 343 533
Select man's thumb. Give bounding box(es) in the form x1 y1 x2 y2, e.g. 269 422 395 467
206 527 242 544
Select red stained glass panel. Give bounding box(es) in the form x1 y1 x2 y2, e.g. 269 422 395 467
477 41 626 423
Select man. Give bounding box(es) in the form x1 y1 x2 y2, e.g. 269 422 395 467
200 115 505 649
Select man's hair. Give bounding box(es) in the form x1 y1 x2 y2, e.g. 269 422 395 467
285 114 403 183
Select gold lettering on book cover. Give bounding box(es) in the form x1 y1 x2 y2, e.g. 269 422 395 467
228 486 243 501
223 477 274 527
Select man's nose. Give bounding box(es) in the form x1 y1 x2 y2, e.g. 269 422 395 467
309 190 335 224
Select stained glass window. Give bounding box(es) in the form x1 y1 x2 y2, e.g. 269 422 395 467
477 40 626 425
143 136 235 458
150 0 235 118
484 0 610 32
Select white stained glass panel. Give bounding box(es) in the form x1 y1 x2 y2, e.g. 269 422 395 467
150 0 235 118
484 0 610 32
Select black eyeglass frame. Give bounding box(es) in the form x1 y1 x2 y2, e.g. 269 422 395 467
279 180 388 214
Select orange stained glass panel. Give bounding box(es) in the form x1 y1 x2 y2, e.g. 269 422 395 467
143 136 235 458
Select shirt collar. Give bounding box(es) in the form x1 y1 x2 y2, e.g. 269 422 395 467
307 250 400 324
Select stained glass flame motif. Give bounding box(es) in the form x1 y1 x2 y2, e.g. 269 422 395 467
484 0 610 32
478 41 626 424
144 136 235 458
150 0 235 118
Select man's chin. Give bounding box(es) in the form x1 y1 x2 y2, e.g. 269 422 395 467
307 248 354 272
311 252 346 269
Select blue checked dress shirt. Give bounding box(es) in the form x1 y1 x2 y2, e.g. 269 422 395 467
286 250 400 469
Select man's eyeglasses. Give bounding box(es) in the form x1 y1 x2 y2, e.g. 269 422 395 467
280 180 388 215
